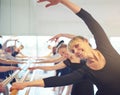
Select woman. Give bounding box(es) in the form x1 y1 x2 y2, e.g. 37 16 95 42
29 44 74 95
29 43 94 95
11 0 120 95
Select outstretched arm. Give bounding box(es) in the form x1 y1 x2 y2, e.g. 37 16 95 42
10 69 84 91
0 58 21 64
29 61 66 71
34 56 65 64
0 66 21 72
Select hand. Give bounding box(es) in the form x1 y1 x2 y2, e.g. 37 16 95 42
10 82 25 91
49 34 62 42
28 67 36 71
37 0 61 7
0 83 5 92
10 66 21 71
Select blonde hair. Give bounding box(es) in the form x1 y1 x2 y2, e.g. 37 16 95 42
68 36 87 51
19 44 24 49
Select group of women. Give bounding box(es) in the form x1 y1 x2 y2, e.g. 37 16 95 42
0 37 25 95
1 0 120 95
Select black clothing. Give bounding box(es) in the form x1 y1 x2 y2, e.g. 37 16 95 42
11 51 19 57
64 59 94 95
44 8 120 95
0 44 2 49
0 51 19 84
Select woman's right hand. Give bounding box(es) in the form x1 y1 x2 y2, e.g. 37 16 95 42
10 82 26 91
37 0 61 7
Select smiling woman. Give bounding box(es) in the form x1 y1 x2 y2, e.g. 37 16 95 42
0 35 119 95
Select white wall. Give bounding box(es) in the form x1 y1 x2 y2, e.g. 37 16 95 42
0 0 120 37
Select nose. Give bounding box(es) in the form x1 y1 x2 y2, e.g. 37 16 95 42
73 48 82 56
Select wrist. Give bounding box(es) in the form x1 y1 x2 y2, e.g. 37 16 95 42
24 82 30 87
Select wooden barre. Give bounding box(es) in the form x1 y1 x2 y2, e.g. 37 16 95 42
24 67 36 95
10 61 32 95
2 63 28 86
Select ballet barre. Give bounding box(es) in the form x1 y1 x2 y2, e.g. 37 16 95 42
1 70 21 86
10 69 31 95
24 69 36 95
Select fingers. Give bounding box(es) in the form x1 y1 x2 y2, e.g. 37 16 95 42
10 86 17 92
0 87 5 92
12 67 21 71
46 3 53 7
10 83 17 92
49 37 58 42
28 67 33 71
37 0 48 3
37 0 61 7
28 67 35 71
10 82 23 92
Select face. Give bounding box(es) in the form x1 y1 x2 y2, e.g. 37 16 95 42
58 47 69 58
19 45 23 50
69 38 88 59
5 47 12 53
48 45 52 50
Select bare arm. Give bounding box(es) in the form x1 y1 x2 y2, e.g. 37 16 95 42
2 39 17 50
0 66 21 72
37 0 81 13
0 58 20 64
34 56 65 64
29 61 66 71
49 33 76 42
61 0 81 13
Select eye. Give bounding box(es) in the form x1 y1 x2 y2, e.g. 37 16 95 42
71 49 75 53
74 44 79 48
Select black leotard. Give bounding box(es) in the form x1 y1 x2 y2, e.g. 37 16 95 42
64 59 94 95
43 9 120 95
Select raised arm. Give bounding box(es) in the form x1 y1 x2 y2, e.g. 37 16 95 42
38 0 113 53
2 39 17 50
49 33 76 42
